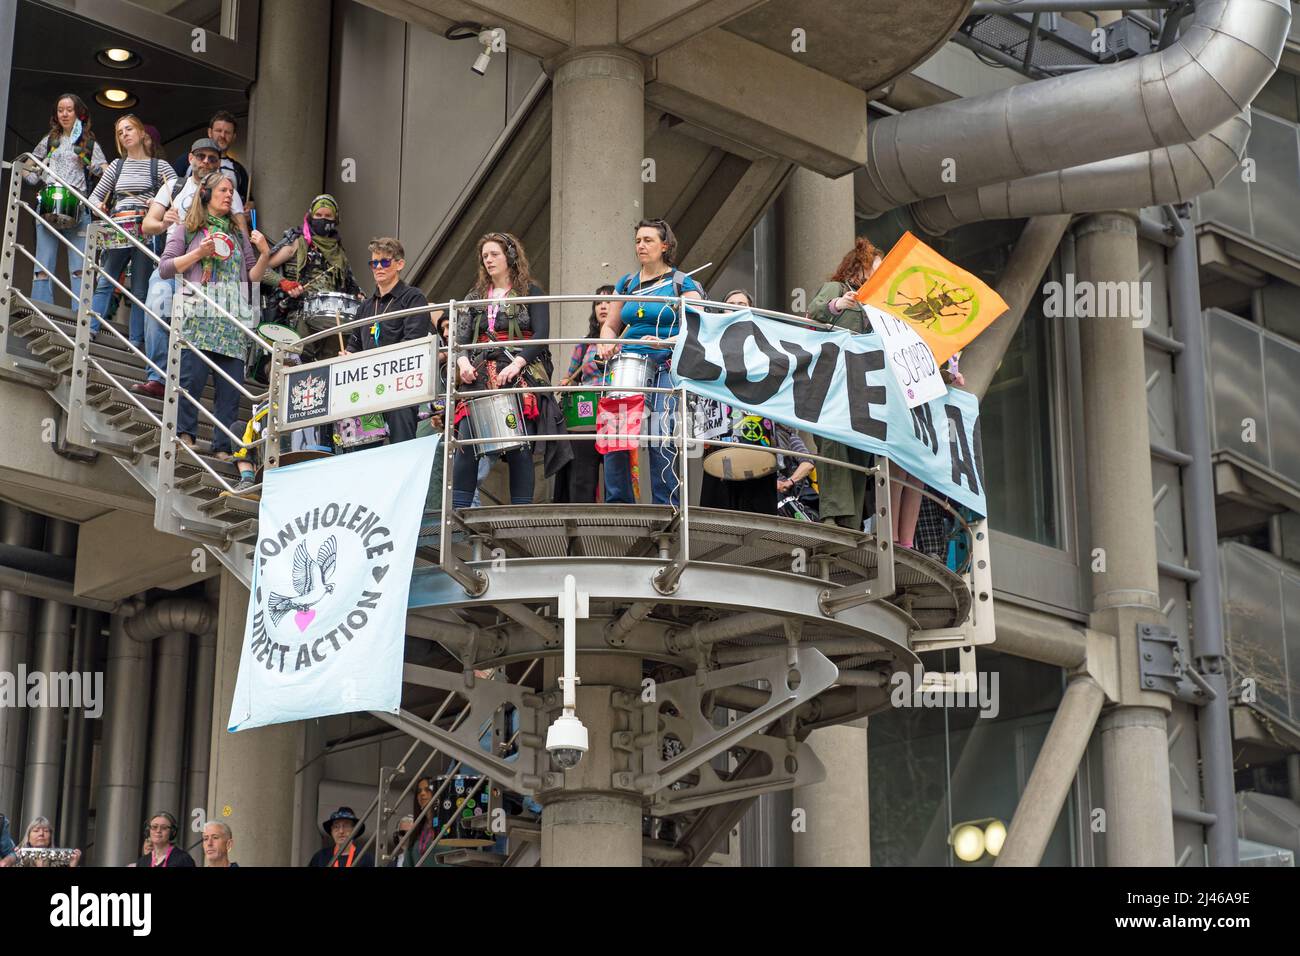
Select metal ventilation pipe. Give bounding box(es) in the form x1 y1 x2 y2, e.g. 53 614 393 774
59 608 100 853
912 111 1251 233
125 598 214 642
0 503 42 825
145 632 190 838
95 613 153 865
856 0 1290 216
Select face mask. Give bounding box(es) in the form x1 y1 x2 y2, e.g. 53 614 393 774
310 217 337 237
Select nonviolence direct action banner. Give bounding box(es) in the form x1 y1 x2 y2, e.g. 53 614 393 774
228 435 439 731
856 231 1008 366
671 309 987 517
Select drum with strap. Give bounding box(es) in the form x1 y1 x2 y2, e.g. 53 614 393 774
703 408 777 480
245 322 300 388
36 185 81 230
465 391 528 457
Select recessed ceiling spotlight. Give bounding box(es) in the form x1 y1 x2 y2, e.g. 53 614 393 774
95 88 138 109
97 47 140 69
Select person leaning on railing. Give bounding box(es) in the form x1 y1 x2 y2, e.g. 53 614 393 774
159 170 270 461
21 93 106 308
87 114 176 345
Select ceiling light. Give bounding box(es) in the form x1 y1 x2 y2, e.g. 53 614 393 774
950 823 985 863
95 89 138 109
983 819 1007 857
96 47 140 69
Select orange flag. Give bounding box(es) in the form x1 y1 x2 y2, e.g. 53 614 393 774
855 231 1008 365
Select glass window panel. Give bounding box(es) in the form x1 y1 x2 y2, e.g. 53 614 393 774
129 0 225 32
1205 311 1269 466
1264 333 1300 484
980 308 1059 547
1283 574 1300 722
1196 122 1254 236
1246 112 1300 253
1222 545 1290 717
1256 73 1300 124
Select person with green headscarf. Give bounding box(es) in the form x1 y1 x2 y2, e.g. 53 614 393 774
264 193 362 361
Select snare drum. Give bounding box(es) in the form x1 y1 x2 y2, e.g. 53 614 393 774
301 290 361 332
604 353 653 400
562 390 599 432
99 209 145 249
245 322 301 387
466 391 528 457
703 410 777 480
334 413 389 450
36 184 81 230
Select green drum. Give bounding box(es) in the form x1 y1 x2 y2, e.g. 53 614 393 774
36 184 81 230
563 390 599 432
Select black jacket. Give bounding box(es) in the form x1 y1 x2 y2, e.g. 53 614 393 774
135 846 196 867
346 280 433 353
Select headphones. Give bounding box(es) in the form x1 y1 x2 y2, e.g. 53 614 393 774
488 233 518 267
145 811 178 842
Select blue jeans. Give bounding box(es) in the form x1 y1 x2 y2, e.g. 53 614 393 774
177 350 243 455
31 211 90 306
603 356 679 506
143 269 173 383
90 243 153 343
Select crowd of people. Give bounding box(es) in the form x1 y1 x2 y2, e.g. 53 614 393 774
20 94 971 560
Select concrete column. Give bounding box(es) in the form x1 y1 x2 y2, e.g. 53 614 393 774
207 569 297 866
792 717 869 866
548 47 645 343
182 628 216 864
59 608 99 852
248 0 330 239
21 519 77 824
95 613 152 866
540 655 642 866
1075 212 1175 866
779 167 855 308
293 718 326 866
0 503 42 823
144 632 189 830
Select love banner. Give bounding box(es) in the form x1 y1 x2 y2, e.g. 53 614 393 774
228 435 438 731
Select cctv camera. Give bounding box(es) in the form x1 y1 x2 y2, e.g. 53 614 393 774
546 713 588 770
471 50 491 76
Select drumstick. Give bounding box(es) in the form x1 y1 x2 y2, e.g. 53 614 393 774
335 311 345 353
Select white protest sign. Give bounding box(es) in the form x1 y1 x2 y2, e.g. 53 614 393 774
863 304 946 408
281 338 437 429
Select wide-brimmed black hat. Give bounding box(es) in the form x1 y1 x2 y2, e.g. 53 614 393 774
321 806 365 839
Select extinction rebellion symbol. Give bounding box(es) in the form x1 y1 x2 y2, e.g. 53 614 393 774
249 500 396 673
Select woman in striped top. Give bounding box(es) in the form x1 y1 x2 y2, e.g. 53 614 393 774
23 94 106 307
87 114 176 345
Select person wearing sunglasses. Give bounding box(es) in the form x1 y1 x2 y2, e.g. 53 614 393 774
263 194 363 362
339 237 436 444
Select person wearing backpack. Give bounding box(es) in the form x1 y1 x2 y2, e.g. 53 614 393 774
597 218 704 506
22 93 106 307
87 114 176 346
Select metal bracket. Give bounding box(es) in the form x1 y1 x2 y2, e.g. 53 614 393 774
1138 622 1184 697
819 457 894 615
373 665 546 794
614 649 837 808
911 517 996 652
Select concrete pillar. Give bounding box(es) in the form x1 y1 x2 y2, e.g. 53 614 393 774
548 47 645 344
248 0 330 239
95 613 152 866
59 608 99 852
779 166 855 308
1075 211 1175 866
792 717 869 866
0 503 42 823
182 628 216 864
207 569 297 866
21 519 77 824
540 655 642 866
293 718 326 866
144 632 189 830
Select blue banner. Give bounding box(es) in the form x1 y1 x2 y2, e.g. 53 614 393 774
228 435 439 731
671 309 987 517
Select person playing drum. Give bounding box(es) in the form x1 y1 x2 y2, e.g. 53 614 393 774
87 114 176 345
263 194 362 362
451 232 569 508
553 284 617 503
22 93 106 308
597 218 704 506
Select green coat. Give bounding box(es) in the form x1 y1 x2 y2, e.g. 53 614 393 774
809 281 874 528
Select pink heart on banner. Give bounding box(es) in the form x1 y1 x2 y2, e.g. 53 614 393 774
294 609 316 632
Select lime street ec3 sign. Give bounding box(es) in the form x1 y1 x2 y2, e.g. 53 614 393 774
279 338 439 429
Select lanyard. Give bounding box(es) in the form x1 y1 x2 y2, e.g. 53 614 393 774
370 292 396 345
151 846 173 868
331 844 356 868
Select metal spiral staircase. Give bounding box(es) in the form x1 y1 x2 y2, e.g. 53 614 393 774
1 156 995 865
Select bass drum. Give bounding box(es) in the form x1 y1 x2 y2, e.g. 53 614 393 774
36 185 81 230
702 410 777 480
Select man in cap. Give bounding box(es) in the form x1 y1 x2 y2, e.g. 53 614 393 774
307 806 374 867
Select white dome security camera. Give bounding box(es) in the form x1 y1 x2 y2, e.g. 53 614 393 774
546 712 588 770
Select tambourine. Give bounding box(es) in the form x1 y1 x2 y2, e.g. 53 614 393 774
209 231 235 260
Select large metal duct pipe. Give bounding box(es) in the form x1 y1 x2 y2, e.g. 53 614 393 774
21 519 77 825
856 0 1289 216
94 613 152 866
182 628 216 864
125 597 214 642
144 632 189 838
59 608 100 852
0 504 42 824
912 112 1251 233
